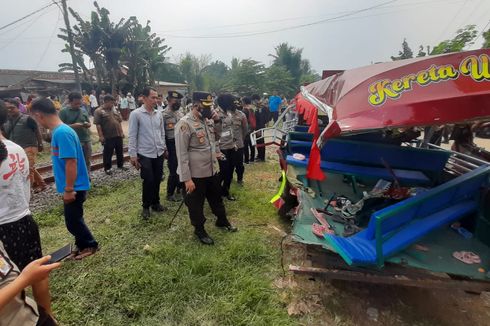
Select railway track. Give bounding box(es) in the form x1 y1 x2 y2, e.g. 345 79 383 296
40 147 130 184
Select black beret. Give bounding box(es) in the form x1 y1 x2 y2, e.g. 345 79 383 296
217 93 235 110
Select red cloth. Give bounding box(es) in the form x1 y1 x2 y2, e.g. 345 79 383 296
306 109 325 181
245 107 257 130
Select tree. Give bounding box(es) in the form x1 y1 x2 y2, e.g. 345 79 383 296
269 43 303 84
482 26 490 49
226 59 264 95
122 20 170 93
202 60 229 93
178 53 211 92
416 45 430 57
391 38 413 61
263 65 294 97
58 1 170 93
431 25 478 55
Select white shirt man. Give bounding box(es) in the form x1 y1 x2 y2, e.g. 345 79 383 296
127 93 136 111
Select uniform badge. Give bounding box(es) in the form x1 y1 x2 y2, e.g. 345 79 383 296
0 253 13 279
199 137 205 144
168 123 174 129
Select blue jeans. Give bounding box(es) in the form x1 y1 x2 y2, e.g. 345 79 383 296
63 191 98 250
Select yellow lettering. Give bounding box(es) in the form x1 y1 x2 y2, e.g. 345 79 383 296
437 65 459 80
460 55 490 81
428 65 439 81
402 75 416 89
368 80 399 106
391 80 404 92
416 71 430 85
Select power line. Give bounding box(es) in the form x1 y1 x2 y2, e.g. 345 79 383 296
0 1 58 31
161 0 398 39
436 0 469 40
163 0 400 39
35 9 61 69
473 19 490 46
157 0 468 35
0 6 55 51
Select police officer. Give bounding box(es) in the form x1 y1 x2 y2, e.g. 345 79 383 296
231 97 248 185
215 94 237 200
162 90 184 201
175 91 237 245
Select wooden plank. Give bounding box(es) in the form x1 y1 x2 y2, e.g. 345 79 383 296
289 265 490 292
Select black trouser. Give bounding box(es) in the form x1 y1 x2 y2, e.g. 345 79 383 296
244 134 255 163
166 139 183 196
235 147 244 182
63 191 98 250
184 175 228 230
103 136 124 171
272 111 279 122
256 136 266 161
138 154 164 208
0 215 42 270
219 149 236 196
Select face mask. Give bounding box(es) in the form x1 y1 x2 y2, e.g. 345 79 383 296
200 107 212 119
172 103 180 110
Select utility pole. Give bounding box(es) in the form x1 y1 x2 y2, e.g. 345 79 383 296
61 0 81 92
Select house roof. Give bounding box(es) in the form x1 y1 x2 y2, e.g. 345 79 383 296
0 69 75 88
155 81 188 87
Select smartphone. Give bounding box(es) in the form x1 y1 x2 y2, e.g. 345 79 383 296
47 244 72 264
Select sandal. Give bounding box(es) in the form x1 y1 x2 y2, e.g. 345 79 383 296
453 251 481 264
74 247 99 260
312 223 334 237
310 208 331 228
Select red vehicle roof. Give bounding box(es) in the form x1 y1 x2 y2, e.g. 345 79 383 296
303 49 490 142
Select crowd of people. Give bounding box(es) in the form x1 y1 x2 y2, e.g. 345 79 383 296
0 87 287 323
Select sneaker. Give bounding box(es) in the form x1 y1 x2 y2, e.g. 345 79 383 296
226 195 236 201
105 169 113 175
118 166 129 171
74 247 98 260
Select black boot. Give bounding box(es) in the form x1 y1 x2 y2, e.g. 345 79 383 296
215 219 238 232
141 208 150 220
194 228 214 245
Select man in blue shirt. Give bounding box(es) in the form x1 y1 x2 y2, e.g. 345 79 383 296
31 98 98 260
268 91 282 123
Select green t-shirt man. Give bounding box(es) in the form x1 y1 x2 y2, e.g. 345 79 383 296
59 106 91 143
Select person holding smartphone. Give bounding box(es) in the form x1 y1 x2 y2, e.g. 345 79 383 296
0 102 56 320
0 241 60 325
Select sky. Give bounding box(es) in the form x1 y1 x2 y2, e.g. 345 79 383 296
0 0 489 75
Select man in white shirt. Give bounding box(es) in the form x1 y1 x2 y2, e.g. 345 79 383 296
119 92 129 121
0 100 54 319
127 92 136 112
89 90 98 116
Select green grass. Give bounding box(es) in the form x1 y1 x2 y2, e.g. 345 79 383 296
36 160 295 325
